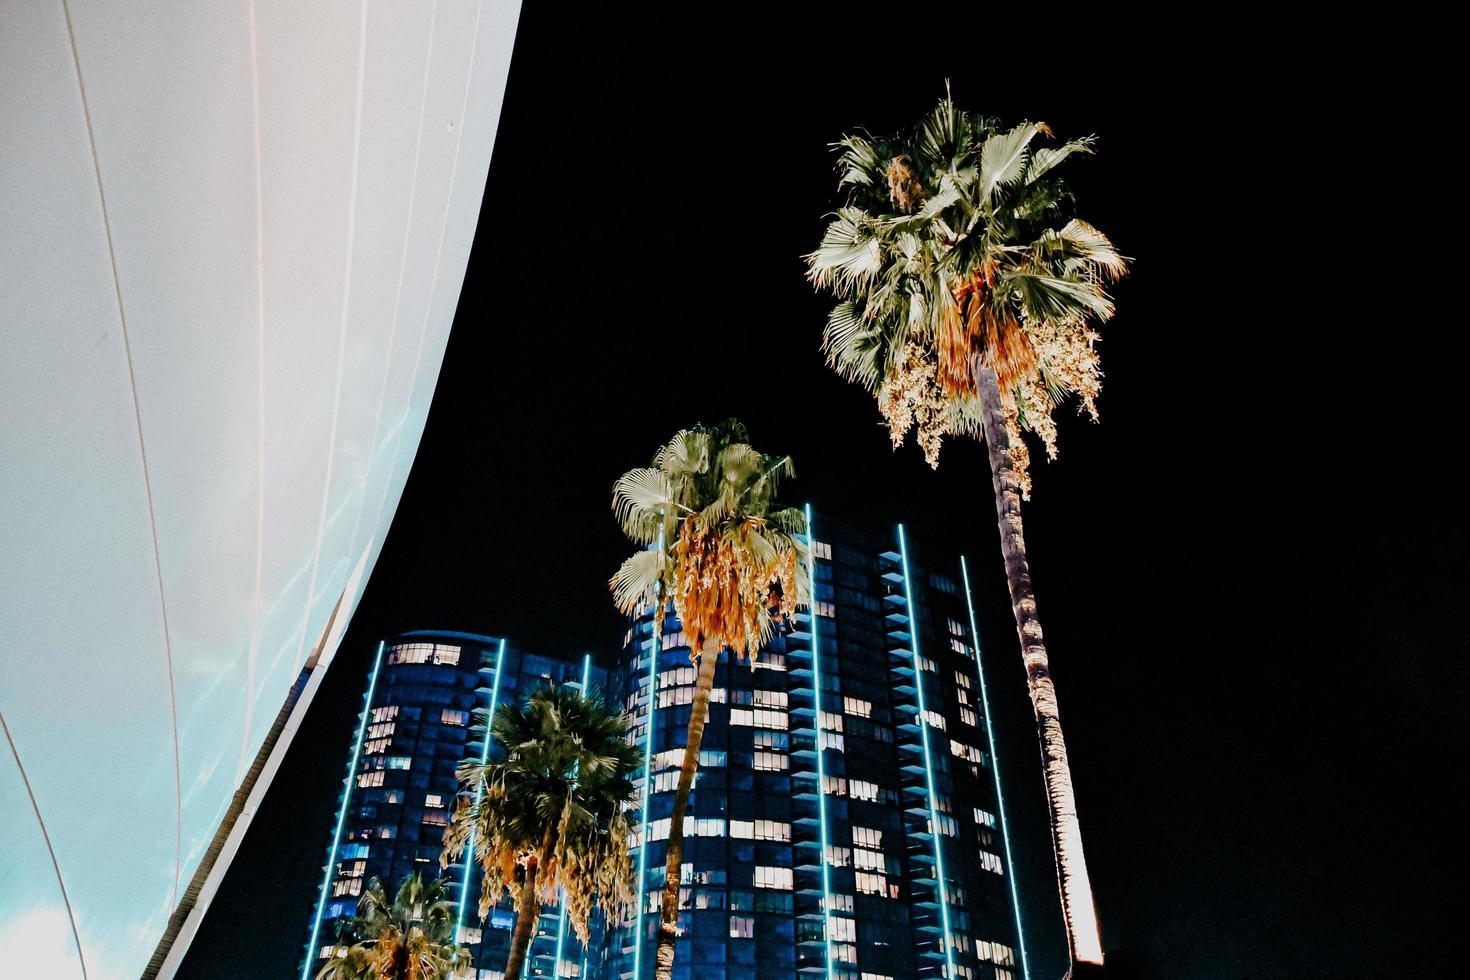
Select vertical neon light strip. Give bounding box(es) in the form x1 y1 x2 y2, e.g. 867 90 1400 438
455 638 507 943
897 526 956 980
302 640 386 979
552 654 595 978
804 504 836 977
631 529 664 979
961 558 1031 980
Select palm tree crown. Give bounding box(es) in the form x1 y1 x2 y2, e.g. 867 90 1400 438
610 419 810 655
442 686 640 974
806 91 1127 494
316 872 470 980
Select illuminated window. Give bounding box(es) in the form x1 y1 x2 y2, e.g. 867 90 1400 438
356 770 385 788
978 850 1004 875
814 601 836 618
364 738 391 755
440 709 467 726
854 872 888 896
422 811 449 827
950 638 968 655
843 697 871 718
752 653 787 671
923 709 946 730
931 814 959 837
852 826 882 849
368 721 396 738
425 794 445 808
948 618 965 636
950 740 984 764
754 866 792 890
812 540 832 560
753 690 788 709
849 779 879 802
820 711 844 732
753 751 787 771
824 845 851 867
729 915 754 938
954 671 971 689
371 705 399 723
822 775 847 796
974 807 997 828
959 706 978 728
386 756 412 770
853 848 885 871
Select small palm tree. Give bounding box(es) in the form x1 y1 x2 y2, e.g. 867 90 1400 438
609 420 809 980
442 687 640 980
806 93 1127 972
316 872 471 980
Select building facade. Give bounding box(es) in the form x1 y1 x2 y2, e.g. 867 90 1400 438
303 630 607 980
598 510 1029 980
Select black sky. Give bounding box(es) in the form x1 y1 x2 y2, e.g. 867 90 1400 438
180 8 1462 979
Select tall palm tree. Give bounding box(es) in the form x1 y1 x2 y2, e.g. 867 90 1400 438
806 93 1127 974
316 872 471 980
610 420 809 980
442 687 641 980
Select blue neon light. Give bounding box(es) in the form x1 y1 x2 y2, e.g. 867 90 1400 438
804 504 837 977
552 654 596 976
455 638 507 943
961 558 1031 980
897 525 957 980
302 640 386 979
631 529 664 979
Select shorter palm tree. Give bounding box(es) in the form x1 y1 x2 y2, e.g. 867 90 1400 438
316 872 471 980
443 687 641 980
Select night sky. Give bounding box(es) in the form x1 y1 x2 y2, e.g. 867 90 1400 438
179 8 1461 979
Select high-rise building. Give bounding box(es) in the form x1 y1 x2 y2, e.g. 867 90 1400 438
599 509 1029 980
303 630 606 980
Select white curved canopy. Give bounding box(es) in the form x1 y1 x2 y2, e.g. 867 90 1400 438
0 2 519 976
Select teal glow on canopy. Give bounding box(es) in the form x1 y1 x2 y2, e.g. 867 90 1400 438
302 641 386 979
631 529 664 979
804 504 836 977
961 556 1031 980
455 638 507 943
897 525 957 980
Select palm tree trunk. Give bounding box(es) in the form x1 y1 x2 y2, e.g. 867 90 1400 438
976 364 1105 969
654 640 719 980
504 827 556 980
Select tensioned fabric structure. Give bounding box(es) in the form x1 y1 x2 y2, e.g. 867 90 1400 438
0 3 520 977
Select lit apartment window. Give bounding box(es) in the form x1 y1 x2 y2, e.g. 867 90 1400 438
814 601 836 618
440 709 467 726
753 751 787 771
851 826 882 849
752 652 787 671
422 811 449 827
820 731 845 752
828 917 856 942
822 775 847 796
923 710 946 731
974 807 997 828
978 850 1004 875
824 845 851 867
754 866 793 890
356 770 385 788
659 665 696 688
959 706 978 729
368 721 396 738
950 637 968 655
853 848 885 871
917 655 938 673
950 740 984 764
931 814 959 837
729 915 755 938
753 690 788 709
386 756 412 770
948 617 965 636
819 711 843 732
843 697 871 718
954 671 971 689
364 738 391 755
849 780 879 802
371 705 399 723
812 540 832 560
854 872 888 896
425 794 445 808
